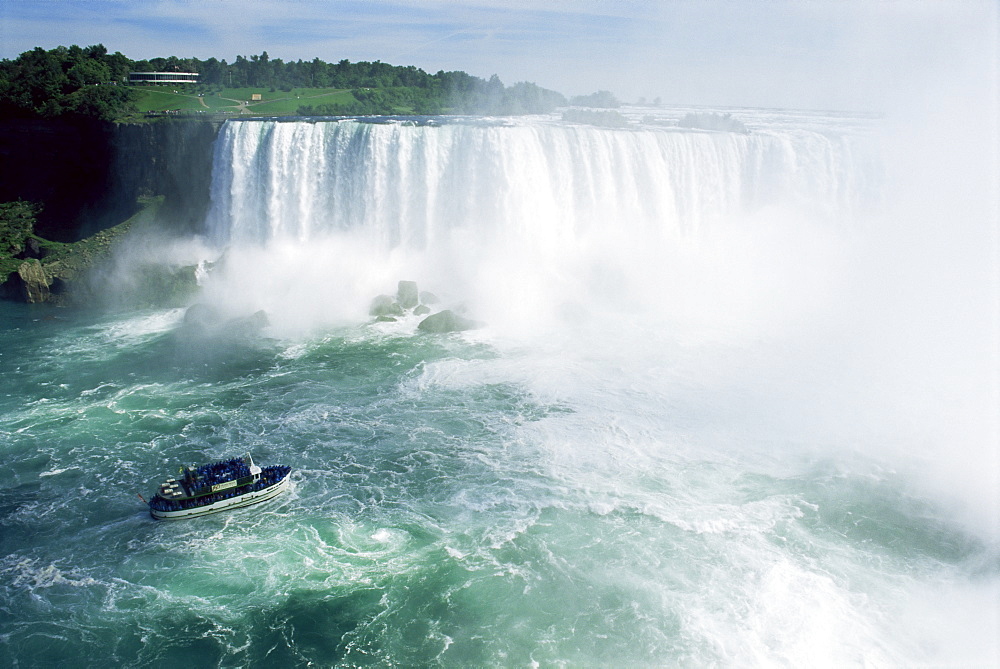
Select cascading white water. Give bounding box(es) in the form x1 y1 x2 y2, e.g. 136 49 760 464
200 115 879 334
206 117 875 247
192 114 996 665
3 109 996 666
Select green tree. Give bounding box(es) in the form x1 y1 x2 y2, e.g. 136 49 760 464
67 58 111 87
504 81 566 114
66 83 136 120
0 45 135 119
199 57 226 86
1 44 567 120
16 47 69 114
0 200 39 256
102 50 132 82
570 90 620 108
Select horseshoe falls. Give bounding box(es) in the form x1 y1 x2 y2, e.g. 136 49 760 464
2 110 997 667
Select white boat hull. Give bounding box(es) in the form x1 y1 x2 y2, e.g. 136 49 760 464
150 474 290 520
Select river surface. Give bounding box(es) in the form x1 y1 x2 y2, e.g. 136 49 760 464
1 108 997 667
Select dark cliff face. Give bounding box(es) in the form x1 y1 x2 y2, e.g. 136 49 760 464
109 121 221 237
0 118 220 241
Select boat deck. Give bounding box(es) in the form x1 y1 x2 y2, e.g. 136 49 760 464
148 457 291 519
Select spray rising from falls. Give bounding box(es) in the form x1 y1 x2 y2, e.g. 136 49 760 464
199 116 878 332
4 110 997 666
198 113 997 542
186 114 997 664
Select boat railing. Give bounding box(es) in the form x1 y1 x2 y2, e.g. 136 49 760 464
151 464 290 513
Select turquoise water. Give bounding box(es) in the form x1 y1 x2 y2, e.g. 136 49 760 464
1 300 994 667
2 111 998 666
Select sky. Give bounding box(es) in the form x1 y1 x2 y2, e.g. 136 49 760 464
0 0 997 111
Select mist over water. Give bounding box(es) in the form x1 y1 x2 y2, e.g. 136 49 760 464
202 114 877 333
2 109 997 666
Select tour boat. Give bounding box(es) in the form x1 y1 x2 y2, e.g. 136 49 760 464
147 454 291 519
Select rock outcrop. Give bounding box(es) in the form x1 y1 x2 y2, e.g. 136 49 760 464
182 303 270 338
416 309 483 333
13 259 49 303
370 294 404 318
397 280 419 309
0 197 204 307
0 118 221 307
370 280 485 333
226 310 270 338
183 303 222 329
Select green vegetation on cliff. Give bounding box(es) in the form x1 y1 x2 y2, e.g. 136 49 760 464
569 90 621 108
1 45 567 120
0 196 175 305
0 200 39 257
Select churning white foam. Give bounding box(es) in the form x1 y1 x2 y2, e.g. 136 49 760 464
136 109 998 663
196 116 874 338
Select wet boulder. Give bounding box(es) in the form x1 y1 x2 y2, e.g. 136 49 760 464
183 302 222 329
182 304 270 339
417 309 483 333
370 294 403 318
226 310 270 337
397 280 419 309
16 237 44 260
15 260 49 303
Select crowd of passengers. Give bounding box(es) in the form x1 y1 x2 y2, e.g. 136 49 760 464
150 465 291 512
188 457 253 488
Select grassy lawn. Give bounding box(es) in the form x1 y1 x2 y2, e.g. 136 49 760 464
132 87 207 112
250 89 357 114
131 86 360 115
200 93 238 110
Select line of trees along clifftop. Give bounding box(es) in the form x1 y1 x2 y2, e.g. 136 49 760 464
0 45 136 120
0 45 567 120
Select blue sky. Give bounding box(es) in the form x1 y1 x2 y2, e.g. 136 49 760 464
0 0 996 110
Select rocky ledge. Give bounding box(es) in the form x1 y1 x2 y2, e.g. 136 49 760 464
370 280 484 333
0 197 199 307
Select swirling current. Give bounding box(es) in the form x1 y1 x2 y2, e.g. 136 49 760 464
1 108 997 667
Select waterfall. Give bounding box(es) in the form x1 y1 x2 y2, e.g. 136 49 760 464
205 117 877 248
196 115 880 334
3 109 997 668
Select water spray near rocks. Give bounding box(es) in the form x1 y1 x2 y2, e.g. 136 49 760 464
371 280 482 332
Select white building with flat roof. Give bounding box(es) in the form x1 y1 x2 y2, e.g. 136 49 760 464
128 72 199 84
